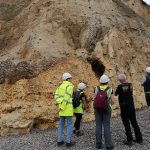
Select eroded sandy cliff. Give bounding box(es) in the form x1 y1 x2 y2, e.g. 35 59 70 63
0 0 150 136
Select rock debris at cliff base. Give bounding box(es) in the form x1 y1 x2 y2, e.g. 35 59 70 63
0 109 150 150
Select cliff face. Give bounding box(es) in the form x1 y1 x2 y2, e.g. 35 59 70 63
0 0 150 136
122 0 150 19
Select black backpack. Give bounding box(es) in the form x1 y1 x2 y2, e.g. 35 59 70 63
144 76 150 92
72 91 81 108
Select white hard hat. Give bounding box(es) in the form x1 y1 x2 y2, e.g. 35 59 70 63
118 74 126 81
146 67 150 73
62 72 72 80
78 82 86 90
99 74 110 83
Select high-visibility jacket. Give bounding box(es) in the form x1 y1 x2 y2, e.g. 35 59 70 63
74 91 84 114
54 81 74 116
94 85 113 109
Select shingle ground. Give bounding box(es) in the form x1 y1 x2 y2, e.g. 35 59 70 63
0 109 150 150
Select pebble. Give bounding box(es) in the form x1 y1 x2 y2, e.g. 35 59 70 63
0 109 150 150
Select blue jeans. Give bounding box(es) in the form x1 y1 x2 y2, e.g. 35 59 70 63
57 116 73 143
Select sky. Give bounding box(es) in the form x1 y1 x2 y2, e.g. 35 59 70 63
143 0 150 5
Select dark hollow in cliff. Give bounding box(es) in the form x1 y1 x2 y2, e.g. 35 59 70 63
87 57 105 78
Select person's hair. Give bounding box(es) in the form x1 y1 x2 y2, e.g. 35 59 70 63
100 82 108 85
118 74 126 81
66 78 71 81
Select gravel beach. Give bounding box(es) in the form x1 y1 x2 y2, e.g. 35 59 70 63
0 109 150 150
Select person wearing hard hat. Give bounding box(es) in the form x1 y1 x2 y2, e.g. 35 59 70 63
93 74 114 150
73 82 88 136
141 67 150 109
54 72 75 148
115 74 143 145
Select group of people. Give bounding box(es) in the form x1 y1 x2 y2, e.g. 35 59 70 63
54 67 150 149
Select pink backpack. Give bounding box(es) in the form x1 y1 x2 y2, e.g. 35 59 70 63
94 86 110 111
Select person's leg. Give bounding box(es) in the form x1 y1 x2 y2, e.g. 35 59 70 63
129 109 143 142
94 109 103 148
74 113 83 136
74 113 82 130
66 116 73 144
103 109 113 149
57 117 65 143
121 109 133 142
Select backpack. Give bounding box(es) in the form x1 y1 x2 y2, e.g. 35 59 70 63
72 91 81 108
144 76 150 92
94 86 110 111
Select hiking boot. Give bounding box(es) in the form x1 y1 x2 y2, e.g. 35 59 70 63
133 139 143 145
66 141 76 148
96 145 103 149
76 131 84 137
106 146 114 150
123 140 133 146
57 141 64 146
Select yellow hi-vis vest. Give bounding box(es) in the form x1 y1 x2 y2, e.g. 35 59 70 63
74 91 84 114
54 81 74 116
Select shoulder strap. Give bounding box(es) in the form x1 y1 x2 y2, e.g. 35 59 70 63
104 86 110 92
98 86 110 92
79 91 84 95
97 86 100 91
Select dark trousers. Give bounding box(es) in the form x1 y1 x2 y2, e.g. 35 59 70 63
121 108 142 142
74 113 82 130
145 93 150 106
